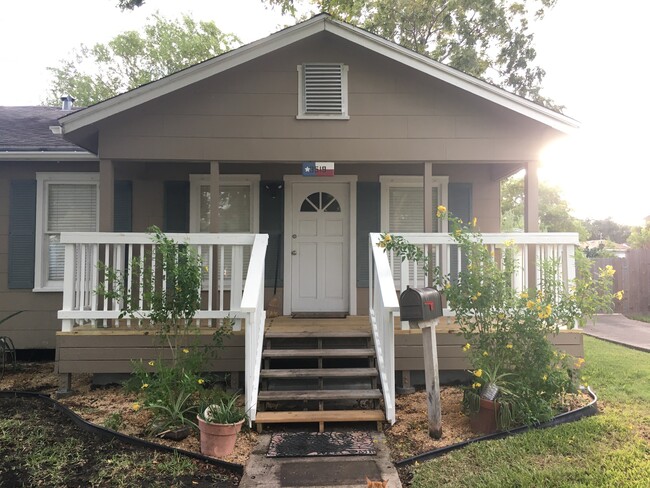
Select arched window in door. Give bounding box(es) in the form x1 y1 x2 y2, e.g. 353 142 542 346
300 192 341 213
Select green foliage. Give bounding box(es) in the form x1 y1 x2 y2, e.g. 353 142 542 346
102 412 124 431
582 242 615 258
583 218 631 243
379 208 621 429
628 224 650 249
47 13 239 106
409 337 650 487
264 0 561 109
500 176 589 239
97 226 205 363
573 249 623 322
199 393 248 425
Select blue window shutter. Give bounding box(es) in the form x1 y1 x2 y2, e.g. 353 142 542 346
163 181 190 232
8 180 36 289
448 183 473 280
356 182 380 287
114 180 132 232
260 181 284 288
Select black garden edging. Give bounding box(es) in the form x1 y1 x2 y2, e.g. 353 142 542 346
395 387 598 468
0 390 244 475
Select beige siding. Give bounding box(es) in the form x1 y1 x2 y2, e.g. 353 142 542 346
56 331 245 374
93 33 558 162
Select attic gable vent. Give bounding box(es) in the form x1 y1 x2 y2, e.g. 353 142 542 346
297 63 349 119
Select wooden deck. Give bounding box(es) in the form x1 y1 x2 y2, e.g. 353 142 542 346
55 315 583 376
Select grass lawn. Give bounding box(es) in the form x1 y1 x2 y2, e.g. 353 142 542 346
408 336 650 487
626 314 650 324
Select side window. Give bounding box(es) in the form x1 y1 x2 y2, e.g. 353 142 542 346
35 173 99 291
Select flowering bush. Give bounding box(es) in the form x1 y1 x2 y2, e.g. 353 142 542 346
379 206 622 429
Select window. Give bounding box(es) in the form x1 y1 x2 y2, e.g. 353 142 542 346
35 173 99 291
189 175 260 286
297 63 349 119
380 176 449 232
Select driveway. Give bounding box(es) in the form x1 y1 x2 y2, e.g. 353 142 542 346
583 314 650 352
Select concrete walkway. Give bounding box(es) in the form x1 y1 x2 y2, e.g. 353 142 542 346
240 432 402 488
583 314 650 352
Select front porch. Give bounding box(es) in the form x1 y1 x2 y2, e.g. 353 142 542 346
55 229 582 427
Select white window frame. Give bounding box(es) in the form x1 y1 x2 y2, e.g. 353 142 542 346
189 174 260 233
297 63 350 120
34 172 99 292
379 175 449 233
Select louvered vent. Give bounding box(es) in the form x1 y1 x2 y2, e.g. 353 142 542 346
303 64 344 114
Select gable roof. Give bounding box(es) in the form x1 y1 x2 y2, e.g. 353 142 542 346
60 13 577 138
0 106 94 160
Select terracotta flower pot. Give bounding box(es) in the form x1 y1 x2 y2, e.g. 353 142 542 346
470 398 500 435
197 416 245 458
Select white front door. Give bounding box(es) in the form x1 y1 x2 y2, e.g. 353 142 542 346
289 182 350 312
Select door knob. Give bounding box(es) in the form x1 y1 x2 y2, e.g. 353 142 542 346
291 250 297 255
292 234 297 239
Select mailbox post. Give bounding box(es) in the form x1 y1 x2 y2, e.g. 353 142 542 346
399 286 443 439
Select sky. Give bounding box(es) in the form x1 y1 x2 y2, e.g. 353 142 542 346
0 0 647 226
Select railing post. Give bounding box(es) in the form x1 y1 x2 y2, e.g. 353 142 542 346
61 243 76 332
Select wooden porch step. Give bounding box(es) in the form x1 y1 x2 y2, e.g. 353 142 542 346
254 410 385 424
265 330 371 339
262 348 375 358
260 367 378 379
258 389 382 401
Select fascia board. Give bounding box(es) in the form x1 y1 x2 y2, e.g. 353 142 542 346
60 18 327 134
0 151 98 161
324 20 579 133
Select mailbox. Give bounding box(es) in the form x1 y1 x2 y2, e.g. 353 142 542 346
399 286 443 322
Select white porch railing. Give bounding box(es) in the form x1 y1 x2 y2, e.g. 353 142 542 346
57 232 269 422
368 231 579 424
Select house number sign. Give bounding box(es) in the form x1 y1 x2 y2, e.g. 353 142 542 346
302 162 335 177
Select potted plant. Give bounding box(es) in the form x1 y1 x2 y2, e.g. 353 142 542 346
197 393 247 458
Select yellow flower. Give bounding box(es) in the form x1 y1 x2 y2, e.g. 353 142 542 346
526 300 535 309
506 343 513 349
542 374 548 382
614 290 624 301
482 351 489 357
473 369 483 378
148 361 155 367
462 343 471 352
497 313 505 320
197 378 205 385
471 295 478 301
472 382 482 389
520 292 528 299
574 358 585 368
384 233 392 243
436 205 447 217
454 229 462 237
182 348 190 354
472 217 477 227
476 292 481 297
445 283 451 289
141 383 149 389
132 403 141 412
504 239 515 248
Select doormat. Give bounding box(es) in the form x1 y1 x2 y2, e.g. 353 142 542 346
267 432 376 458
291 312 348 319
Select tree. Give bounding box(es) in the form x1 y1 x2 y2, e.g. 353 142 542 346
628 225 650 249
582 218 631 244
47 14 239 107
501 176 588 240
260 0 560 109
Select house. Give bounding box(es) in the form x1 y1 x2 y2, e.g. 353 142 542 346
0 14 582 428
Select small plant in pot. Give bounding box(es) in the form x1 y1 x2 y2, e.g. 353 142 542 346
197 393 247 458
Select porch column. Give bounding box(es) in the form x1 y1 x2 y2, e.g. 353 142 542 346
524 161 539 232
424 162 434 233
99 159 114 232
209 161 220 233
524 161 539 290
210 162 220 312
